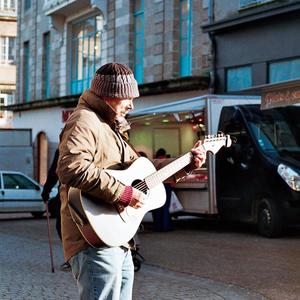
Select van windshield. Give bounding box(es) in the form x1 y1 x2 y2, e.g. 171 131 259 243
242 105 300 158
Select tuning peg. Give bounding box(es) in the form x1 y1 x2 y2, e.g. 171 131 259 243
225 135 232 147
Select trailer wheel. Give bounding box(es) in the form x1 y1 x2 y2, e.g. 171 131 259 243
257 198 284 238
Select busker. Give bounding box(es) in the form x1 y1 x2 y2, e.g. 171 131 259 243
56 62 206 300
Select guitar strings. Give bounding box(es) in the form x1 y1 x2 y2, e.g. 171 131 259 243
133 179 153 194
133 181 148 193
132 153 192 193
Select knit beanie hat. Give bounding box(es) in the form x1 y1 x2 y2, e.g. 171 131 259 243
90 62 140 99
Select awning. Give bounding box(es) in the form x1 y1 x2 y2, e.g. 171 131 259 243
129 95 208 117
129 94 260 116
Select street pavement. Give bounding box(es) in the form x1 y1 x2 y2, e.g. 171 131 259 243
0 214 268 300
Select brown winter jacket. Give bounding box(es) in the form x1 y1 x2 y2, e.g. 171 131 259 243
57 90 138 261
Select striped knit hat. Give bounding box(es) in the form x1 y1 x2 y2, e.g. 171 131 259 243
90 62 139 99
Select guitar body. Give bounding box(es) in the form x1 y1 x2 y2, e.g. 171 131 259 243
68 157 166 247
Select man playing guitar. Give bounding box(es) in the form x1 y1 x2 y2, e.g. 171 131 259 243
57 62 207 300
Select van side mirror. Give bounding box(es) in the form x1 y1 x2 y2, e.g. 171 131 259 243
35 185 41 191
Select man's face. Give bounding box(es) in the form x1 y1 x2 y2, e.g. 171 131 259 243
105 98 134 117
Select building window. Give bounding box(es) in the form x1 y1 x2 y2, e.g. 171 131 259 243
269 58 300 84
23 41 30 102
70 14 103 95
24 0 30 10
0 0 16 11
133 0 144 84
42 32 51 99
0 93 13 118
239 0 275 10
226 66 252 92
180 0 192 77
0 36 16 64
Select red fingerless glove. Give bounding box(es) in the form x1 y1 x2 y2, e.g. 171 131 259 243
118 186 133 207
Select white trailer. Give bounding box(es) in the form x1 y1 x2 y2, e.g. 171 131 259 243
129 95 300 237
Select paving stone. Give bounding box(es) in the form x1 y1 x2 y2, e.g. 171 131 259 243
0 217 268 300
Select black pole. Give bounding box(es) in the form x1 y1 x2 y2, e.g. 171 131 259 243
45 202 55 273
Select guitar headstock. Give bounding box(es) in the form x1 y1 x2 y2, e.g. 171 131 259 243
202 133 232 154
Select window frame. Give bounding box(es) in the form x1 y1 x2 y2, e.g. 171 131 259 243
239 0 275 10
70 13 103 95
42 32 51 99
23 41 30 102
226 65 252 92
268 57 300 84
0 0 16 11
179 0 192 77
24 0 31 11
133 0 144 84
0 36 16 64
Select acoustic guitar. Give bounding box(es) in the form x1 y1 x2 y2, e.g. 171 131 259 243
68 133 232 247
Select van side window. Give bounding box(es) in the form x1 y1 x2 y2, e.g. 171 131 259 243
220 108 250 147
3 174 37 190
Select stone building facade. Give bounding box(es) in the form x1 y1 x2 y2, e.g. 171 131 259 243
15 0 210 103
0 0 17 127
10 0 210 182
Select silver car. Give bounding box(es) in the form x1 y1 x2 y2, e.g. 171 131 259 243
0 171 57 217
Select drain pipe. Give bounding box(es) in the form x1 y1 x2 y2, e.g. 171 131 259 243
208 0 216 94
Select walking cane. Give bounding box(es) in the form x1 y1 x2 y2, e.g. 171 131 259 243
45 201 55 273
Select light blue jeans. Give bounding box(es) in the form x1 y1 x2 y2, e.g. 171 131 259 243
69 246 134 300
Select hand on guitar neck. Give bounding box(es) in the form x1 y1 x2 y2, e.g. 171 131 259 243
191 140 207 168
183 140 207 174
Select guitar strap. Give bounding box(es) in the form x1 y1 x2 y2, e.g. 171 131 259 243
115 130 126 163
114 127 141 162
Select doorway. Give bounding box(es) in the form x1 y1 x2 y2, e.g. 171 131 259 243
36 131 48 184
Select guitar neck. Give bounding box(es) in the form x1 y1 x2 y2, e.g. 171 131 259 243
143 133 231 189
145 152 193 189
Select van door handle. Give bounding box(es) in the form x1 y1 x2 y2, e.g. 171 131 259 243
240 163 249 170
1 190 4 195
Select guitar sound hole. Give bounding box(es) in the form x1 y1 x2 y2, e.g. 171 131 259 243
132 179 148 194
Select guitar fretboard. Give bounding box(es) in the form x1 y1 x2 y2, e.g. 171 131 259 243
145 152 193 189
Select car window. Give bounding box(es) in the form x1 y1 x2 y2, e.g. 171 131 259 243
3 174 38 190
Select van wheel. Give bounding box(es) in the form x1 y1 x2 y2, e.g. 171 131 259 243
31 212 44 218
257 198 284 238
